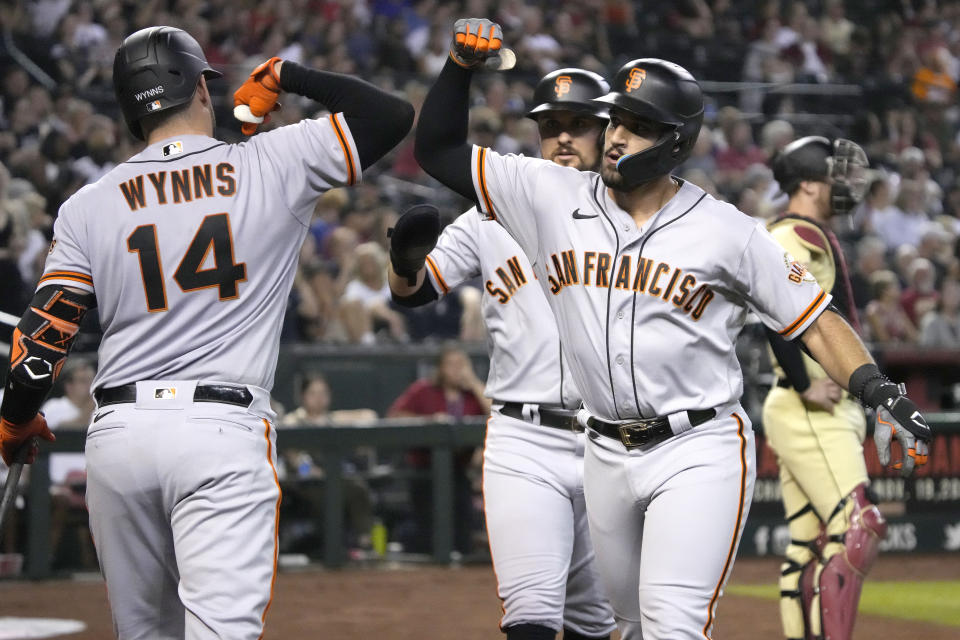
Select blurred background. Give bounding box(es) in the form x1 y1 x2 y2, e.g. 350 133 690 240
0 0 959 578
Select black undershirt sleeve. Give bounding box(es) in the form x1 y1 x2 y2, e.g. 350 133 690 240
279 62 414 170
413 58 477 200
765 327 811 393
391 277 439 308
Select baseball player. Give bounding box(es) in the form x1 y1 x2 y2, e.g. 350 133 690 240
388 69 617 640
410 18 933 639
0 26 413 639
763 136 889 640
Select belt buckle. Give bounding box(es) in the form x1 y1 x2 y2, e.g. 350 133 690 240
618 423 653 448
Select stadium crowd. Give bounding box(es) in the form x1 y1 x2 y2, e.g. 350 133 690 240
1 0 959 352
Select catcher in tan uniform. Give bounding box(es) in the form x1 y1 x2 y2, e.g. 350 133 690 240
761 137 923 640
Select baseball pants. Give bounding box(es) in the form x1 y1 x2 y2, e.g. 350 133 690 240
583 408 756 640
85 381 281 640
483 408 616 636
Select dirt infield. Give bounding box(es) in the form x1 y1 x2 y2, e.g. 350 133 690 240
0 554 957 639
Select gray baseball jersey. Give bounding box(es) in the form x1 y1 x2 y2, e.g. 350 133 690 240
44 115 359 639
425 208 580 407
469 145 826 638
40 116 360 393
469 147 831 422
473 147 831 420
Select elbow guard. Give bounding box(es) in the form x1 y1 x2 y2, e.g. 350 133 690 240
2 286 95 423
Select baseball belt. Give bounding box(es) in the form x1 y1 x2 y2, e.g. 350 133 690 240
587 408 716 449
498 402 582 432
94 383 254 408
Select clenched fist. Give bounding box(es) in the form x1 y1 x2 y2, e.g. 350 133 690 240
449 18 504 69
233 57 283 135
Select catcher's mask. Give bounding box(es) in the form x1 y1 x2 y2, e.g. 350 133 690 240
772 136 869 215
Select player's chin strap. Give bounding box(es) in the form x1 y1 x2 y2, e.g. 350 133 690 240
0 285 96 425
614 127 681 189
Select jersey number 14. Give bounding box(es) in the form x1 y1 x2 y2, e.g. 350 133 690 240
127 213 247 312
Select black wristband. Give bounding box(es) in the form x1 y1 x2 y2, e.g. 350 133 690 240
848 363 894 407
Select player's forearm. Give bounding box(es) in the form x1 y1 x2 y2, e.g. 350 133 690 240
279 62 414 169
388 265 426 297
800 309 874 392
388 266 438 308
413 58 476 199
1 286 95 424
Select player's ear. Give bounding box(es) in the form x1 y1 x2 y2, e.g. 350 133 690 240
196 75 210 106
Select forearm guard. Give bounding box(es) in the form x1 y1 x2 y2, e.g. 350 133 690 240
1 286 95 423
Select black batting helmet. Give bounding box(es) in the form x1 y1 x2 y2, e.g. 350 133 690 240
593 58 704 186
113 26 222 140
526 68 610 120
771 136 870 214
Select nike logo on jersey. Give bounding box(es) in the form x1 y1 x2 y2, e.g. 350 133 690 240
572 208 598 220
545 249 716 321
93 409 115 423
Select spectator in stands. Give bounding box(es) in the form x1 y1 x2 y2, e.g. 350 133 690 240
901 257 940 325
388 344 489 554
340 242 407 344
872 179 935 249
715 120 768 190
850 236 889 312
865 269 918 344
919 278 960 348
280 373 377 552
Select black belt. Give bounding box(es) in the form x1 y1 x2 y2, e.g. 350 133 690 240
94 383 254 408
587 408 716 449
499 402 582 432
776 378 793 389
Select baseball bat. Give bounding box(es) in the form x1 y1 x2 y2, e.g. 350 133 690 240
486 47 517 71
0 437 38 546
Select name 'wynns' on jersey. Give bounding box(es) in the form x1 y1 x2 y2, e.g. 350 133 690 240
468 147 832 423
118 162 237 209
544 249 716 321
40 116 360 394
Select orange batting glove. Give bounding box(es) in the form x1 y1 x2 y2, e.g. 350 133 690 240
233 57 284 136
0 414 55 466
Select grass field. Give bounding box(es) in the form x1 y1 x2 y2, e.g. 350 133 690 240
727 580 960 627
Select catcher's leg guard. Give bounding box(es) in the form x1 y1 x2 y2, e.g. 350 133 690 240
815 484 887 640
779 503 822 640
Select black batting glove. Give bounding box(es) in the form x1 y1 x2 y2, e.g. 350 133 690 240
872 383 931 477
387 204 441 286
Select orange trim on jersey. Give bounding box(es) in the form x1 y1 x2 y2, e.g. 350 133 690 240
778 289 826 338
258 419 283 639
38 271 93 287
424 255 449 294
703 413 748 639
479 415 508 629
329 114 357 186
477 147 496 219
